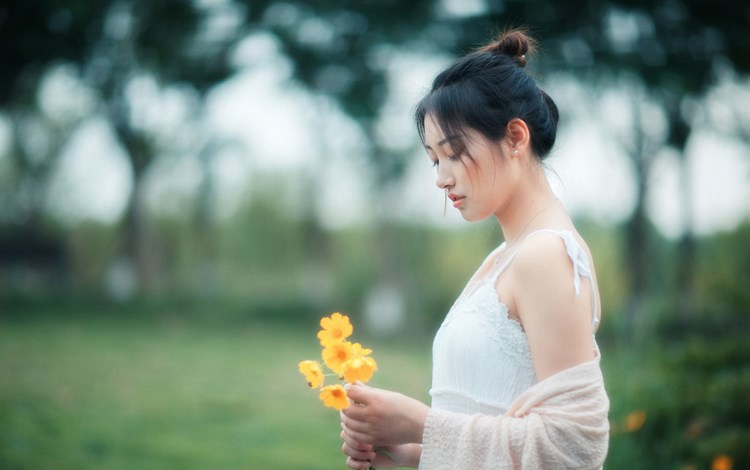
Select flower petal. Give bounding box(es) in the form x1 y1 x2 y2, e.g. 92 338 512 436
319 384 350 410
317 312 353 347
298 360 325 388
343 356 378 384
322 341 354 376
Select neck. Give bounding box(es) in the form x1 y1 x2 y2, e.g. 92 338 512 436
497 175 558 246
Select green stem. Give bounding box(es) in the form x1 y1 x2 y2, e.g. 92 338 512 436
368 448 398 470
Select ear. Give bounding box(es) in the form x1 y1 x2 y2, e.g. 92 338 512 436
506 118 531 157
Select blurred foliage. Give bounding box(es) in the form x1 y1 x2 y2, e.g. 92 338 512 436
601 224 750 470
696 222 750 317
613 337 750 470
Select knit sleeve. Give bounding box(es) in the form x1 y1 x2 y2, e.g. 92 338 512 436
419 360 609 470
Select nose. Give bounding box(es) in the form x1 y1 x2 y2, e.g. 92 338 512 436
435 165 454 190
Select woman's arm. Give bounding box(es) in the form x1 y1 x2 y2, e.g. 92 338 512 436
509 231 598 381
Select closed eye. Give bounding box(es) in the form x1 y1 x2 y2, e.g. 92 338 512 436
430 154 461 168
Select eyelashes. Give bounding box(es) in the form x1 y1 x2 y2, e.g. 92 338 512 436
430 155 461 168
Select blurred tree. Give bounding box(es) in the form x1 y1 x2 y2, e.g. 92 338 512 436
0 1 108 105
596 79 668 338
0 1 108 293
82 0 243 295
1 0 244 296
1 0 748 310
0 1 103 227
238 0 440 325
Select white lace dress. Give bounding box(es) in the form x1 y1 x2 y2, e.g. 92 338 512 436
429 229 600 416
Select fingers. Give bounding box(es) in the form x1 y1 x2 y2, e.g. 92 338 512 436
341 409 368 431
340 424 372 450
340 425 376 470
346 456 374 470
340 430 376 461
341 422 374 449
343 382 371 405
341 403 366 421
341 418 373 446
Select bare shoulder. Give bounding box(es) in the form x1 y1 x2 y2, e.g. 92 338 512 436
511 230 577 281
509 229 598 298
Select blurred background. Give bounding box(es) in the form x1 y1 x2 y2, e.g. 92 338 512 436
1 0 748 469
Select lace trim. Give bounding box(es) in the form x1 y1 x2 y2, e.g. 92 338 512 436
441 281 534 368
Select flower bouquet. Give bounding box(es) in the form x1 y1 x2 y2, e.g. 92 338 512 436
298 312 393 469
298 312 378 410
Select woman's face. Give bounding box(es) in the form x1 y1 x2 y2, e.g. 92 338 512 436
423 115 519 222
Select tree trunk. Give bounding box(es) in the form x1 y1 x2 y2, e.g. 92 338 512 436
668 103 695 323
624 173 650 341
620 97 657 342
675 150 696 321
113 116 158 297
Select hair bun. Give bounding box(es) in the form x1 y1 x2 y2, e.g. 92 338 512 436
479 29 536 68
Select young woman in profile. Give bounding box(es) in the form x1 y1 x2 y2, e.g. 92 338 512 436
339 29 610 470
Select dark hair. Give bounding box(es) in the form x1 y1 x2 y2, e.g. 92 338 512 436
415 29 559 161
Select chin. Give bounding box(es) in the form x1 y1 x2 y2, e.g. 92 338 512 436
461 211 490 223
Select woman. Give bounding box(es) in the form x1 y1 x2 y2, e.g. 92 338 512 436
340 30 610 470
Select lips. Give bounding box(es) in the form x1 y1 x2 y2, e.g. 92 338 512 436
448 193 465 208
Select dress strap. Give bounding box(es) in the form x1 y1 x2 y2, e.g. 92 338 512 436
545 230 600 334
489 229 600 334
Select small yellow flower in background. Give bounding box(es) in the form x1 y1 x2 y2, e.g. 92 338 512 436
624 410 646 432
298 360 325 388
712 454 733 470
322 340 355 375
317 312 353 346
343 355 378 383
299 312 377 411
319 384 350 410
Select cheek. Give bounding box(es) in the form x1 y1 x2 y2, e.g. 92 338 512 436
476 172 513 214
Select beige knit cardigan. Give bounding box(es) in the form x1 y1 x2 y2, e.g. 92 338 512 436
420 358 610 470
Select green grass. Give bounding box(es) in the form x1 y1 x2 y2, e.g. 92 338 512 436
0 313 661 470
0 315 431 470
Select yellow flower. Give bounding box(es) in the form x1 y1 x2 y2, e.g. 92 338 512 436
322 341 354 376
624 410 646 432
298 360 325 388
351 342 372 356
712 455 733 470
319 384 350 410
298 313 378 411
343 355 378 384
317 312 353 347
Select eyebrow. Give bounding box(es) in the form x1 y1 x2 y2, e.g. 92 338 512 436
424 135 460 150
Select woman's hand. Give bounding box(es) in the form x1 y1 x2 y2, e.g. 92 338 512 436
340 383 430 447
340 432 419 470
